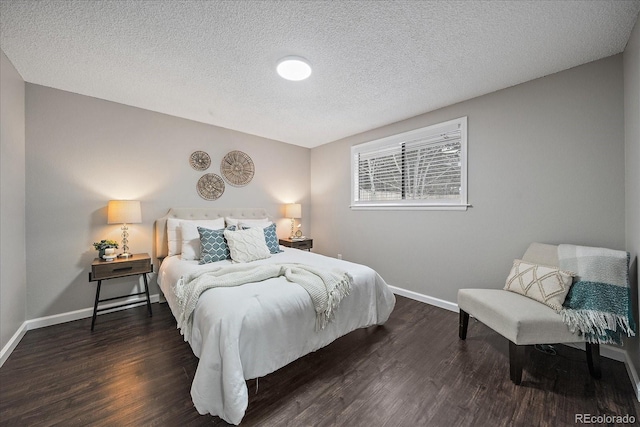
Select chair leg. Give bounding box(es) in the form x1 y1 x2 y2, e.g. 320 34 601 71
586 342 602 379
459 309 469 340
509 341 526 385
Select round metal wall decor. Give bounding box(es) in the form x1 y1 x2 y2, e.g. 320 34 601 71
197 173 225 200
189 151 211 171
221 150 255 187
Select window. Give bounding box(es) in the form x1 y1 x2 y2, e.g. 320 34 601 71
351 117 468 210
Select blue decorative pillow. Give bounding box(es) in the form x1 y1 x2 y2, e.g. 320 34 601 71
198 226 235 264
263 223 283 254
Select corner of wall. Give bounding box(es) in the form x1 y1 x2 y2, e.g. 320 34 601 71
624 12 640 402
0 48 27 355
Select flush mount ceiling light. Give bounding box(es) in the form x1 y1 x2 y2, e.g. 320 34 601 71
276 56 312 81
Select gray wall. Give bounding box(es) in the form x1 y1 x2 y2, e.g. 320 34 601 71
624 16 640 386
0 50 26 351
310 55 625 305
25 84 310 318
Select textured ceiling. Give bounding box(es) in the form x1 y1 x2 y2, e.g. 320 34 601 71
1 1 639 148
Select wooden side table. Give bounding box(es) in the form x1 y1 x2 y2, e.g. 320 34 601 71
279 238 313 251
89 253 153 331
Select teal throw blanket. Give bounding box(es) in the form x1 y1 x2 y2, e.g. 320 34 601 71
558 244 636 345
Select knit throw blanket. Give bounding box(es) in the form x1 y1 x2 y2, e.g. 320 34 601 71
174 263 352 341
558 244 636 345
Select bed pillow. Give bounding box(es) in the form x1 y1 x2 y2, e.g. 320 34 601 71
198 226 236 264
262 223 283 254
225 217 269 228
167 218 182 256
239 222 282 254
504 259 574 312
238 221 273 231
180 218 226 260
224 227 271 263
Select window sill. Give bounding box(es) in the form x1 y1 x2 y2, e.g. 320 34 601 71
350 204 471 211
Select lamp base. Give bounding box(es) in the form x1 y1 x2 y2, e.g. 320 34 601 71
118 252 133 258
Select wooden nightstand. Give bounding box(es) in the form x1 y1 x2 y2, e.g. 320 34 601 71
89 253 153 331
279 238 313 251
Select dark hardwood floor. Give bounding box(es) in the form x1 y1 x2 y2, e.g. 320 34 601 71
1 296 638 426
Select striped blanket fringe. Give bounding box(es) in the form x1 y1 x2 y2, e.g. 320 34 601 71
560 303 636 345
318 272 352 330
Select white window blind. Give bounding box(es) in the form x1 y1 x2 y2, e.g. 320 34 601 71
351 117 468 210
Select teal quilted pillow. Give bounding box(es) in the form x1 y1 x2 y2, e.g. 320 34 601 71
198 226 235 264
263 223 283 254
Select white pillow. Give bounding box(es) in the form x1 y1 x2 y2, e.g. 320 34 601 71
167 218 182 256
180 218 226 260
504 259 574 312
225 217 269 227
224 227 271 263
238 220 272 229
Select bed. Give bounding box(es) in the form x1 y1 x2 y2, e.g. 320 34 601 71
155 208 396 425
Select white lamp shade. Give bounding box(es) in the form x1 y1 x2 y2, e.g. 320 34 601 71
285 203 302 219
107 200 142 224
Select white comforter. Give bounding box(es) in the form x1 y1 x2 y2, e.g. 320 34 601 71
158 247 396 425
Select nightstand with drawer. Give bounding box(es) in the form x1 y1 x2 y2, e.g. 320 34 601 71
89 253 153 331
279 238 313 251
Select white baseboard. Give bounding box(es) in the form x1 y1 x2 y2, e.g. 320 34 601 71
565 342 626 362
388 285 458 312
613 346 640 402
626 352 640 402
0 322 28 368
602 344 640 402
0 293 160 368
389 285 640 398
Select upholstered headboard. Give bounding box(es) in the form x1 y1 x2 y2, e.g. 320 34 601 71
154 207 270 259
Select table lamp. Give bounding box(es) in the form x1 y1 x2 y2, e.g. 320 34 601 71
107 200 141 258
285 203 302 239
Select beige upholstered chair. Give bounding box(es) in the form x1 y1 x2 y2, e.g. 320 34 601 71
457 243 601 384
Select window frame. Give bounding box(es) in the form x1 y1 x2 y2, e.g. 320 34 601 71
350 116 469 211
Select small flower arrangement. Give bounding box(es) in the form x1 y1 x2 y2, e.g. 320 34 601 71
93 239 119 251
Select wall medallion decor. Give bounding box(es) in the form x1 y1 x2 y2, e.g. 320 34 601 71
221 150 255 187
190 151 211 171
197 173 225 200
